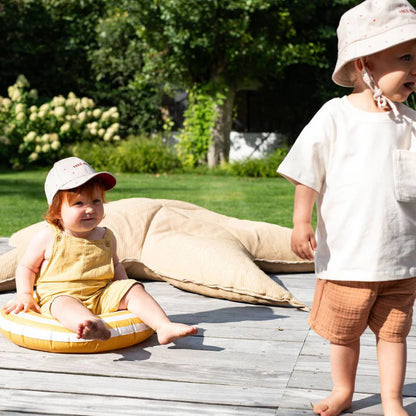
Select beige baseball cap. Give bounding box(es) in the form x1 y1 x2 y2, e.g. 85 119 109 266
333 0 416 87
44 157 116 204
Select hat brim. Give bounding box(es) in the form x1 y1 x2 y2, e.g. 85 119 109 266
333 24 416 87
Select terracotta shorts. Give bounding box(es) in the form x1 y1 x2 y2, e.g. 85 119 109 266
308 277 416 344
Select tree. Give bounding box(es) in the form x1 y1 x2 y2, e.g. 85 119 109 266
0 0 105 98
92 0 328 167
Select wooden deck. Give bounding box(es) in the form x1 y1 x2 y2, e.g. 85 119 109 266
0 237 415 415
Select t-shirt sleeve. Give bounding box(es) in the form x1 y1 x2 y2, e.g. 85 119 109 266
277 104 333 193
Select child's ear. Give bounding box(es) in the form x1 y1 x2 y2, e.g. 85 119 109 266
354 58 368 72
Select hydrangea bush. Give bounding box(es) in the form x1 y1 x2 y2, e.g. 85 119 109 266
0 75 121 169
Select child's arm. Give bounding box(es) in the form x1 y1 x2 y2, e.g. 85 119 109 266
112 234 129 280
3 228 51 314
291 183 317 261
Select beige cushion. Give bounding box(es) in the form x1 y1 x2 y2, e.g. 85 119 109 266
1 198 313 308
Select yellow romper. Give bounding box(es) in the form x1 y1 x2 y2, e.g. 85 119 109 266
36 226 138 316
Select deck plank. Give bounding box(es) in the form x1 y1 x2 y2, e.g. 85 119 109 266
1 237 416 415
0 390 277 416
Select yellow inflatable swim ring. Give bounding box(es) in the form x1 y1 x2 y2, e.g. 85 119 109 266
0 307 154 353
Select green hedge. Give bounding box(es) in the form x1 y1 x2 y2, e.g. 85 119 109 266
72 135 181 174
72 136 289 178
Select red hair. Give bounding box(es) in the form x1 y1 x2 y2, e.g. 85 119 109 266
44 179 107 230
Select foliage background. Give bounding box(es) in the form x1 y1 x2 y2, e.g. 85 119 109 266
0 0 361 138
0 0 415 172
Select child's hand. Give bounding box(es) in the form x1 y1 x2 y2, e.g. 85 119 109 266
3 294 41 315
291 222 316 261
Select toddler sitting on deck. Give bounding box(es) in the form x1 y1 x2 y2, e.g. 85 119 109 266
4 157 197 344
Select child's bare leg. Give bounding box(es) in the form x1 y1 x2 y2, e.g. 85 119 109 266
377 338 408 416
119 284 197 344
313 340 359 416
50 295 111 340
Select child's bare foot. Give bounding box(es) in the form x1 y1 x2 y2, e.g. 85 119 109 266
313 390 352 416
156 323 198 345
77 319 111 340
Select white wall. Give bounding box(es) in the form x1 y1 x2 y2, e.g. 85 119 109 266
165 131 285 162
229 132 284 162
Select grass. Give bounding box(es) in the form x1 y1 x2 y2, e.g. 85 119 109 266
0 170 297 237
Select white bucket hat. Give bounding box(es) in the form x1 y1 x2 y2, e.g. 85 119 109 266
333 0 416 87
44 157 116 205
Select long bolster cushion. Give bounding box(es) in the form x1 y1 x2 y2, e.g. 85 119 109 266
0 198 314 309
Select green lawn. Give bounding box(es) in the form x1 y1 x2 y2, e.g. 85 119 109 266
0 170 297 237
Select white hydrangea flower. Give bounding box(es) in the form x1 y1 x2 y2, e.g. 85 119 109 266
103 130 113 141
60 122 71 133
54 106 65 118
110 122 119 131
16 75 30 88
51 95 65 107
39 103 50 112
81 97 94 109
78 111 88 122
28 89 38 100
24 131 37 143
28 152 39 162
66 98 78 108
15 103 26 113
101 111 110 122
9 87 22 102
7 86 15 99
4 124 15 135
2 98 12 109
87 121 99 130
16 112 27 122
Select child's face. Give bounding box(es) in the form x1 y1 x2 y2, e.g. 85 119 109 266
366 39 416 103
59 186 104 237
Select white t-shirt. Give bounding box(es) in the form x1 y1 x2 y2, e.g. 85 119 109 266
278 96 416 282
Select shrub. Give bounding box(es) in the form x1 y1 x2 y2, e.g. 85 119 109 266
73 135 182 173
176 85 226 168
226 146 290 178
116 135 181 173
0 75 121 169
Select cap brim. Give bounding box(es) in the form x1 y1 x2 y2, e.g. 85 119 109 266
59 172 116 192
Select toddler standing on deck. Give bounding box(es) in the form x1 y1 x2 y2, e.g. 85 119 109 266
4 157 197 345
278 1 416 415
